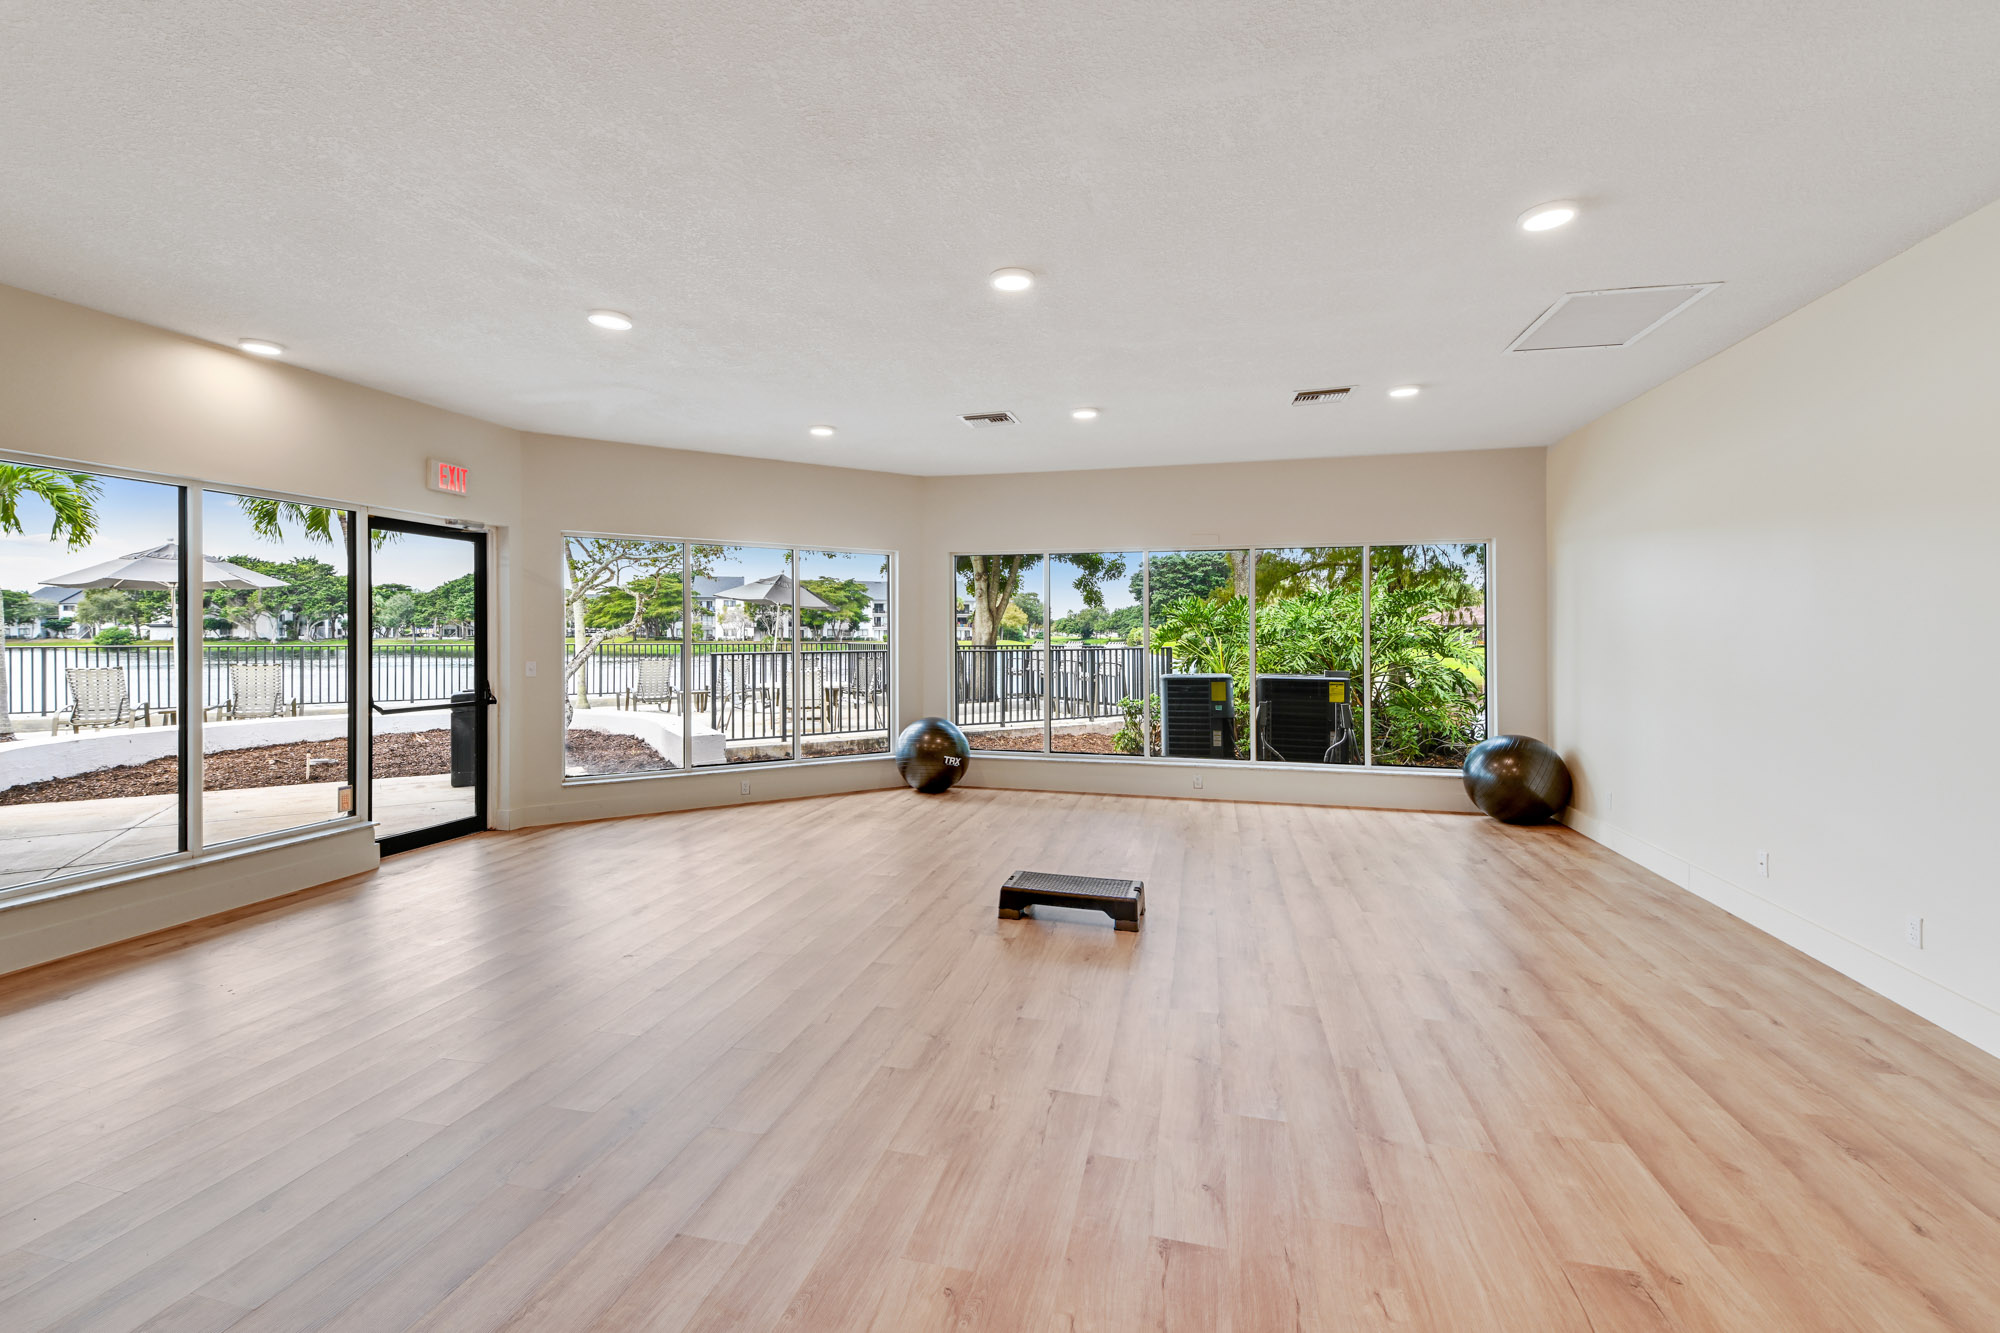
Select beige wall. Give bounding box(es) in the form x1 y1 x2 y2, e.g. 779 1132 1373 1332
1548 198 2000 1057
0 278 1549 973
920 448 1548 811
0 285 524 525
0 284 526 972
503 433 927 827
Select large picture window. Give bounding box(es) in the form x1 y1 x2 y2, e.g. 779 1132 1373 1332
3 459 361 900
201 489 358 846
951 543 1488 768
563 535 892 776
953 554 1046 751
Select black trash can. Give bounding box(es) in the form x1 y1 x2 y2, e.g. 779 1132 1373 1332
449 690 479 788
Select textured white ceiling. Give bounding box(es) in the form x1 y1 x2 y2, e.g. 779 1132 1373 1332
3 1 1998 476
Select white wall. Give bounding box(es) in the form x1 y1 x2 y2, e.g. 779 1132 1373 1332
1549 197 2000 1057
921 448 1548 811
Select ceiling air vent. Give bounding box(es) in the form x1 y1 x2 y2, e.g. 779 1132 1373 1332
959 411 1016 428
1507 283 1721 352
1292 386 1352 404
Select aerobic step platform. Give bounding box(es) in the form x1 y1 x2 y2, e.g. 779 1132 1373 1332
997 870 1145 931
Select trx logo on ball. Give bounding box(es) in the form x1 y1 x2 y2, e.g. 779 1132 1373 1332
944 756 962 767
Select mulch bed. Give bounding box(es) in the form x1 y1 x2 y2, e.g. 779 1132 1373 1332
799 739 889 759
0 731 455 806
564 730 670 776
973 730 1124 754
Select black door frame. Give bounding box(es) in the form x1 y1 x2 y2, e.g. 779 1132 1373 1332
369 516 490 856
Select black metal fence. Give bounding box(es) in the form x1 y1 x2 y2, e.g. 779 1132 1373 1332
573 643 891 742
6 640 894 747
953 644 1168 729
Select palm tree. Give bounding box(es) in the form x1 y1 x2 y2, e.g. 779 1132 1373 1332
236 497 344 545
1 466 101 741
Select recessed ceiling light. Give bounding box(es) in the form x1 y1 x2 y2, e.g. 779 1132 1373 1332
808 425 836 437
1387 384 1421 398
587 309 634 330
989 268 1034 292
236 339 285 357
1071 407 1099 420
1518 201 1578 232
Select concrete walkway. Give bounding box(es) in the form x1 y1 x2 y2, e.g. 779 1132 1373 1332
0 774 464 892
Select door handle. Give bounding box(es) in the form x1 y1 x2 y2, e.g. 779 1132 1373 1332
371 686 497 716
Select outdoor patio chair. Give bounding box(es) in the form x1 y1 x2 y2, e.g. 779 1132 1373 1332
224 663 298 720
623 658 678 711
58 667 137 734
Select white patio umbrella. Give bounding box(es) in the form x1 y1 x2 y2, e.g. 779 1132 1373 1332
43 542 286 631
711 573 834 614
712 573 832 640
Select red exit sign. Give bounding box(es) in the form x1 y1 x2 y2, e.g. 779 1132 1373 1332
426 458 469 495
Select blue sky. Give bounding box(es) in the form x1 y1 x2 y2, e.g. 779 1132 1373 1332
1050 552 1142 620
1 473 178 595
2 473 470 596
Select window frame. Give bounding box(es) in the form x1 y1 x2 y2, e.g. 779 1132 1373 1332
949 541 1493 772
0 447 369 912
559 530 897 784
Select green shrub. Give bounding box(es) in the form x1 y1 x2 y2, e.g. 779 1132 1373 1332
92 627 138 646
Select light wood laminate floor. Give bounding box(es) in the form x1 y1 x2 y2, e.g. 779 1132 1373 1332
3 789 1999 1331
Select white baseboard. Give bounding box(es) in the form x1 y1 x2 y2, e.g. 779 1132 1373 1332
503 756 904 829
964 754 1477 812
1561 808 2000 1060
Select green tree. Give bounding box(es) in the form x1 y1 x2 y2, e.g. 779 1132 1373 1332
584 569 684 639
1132 551 1234 606
956 555 1040 649
998 602 1031 642
564 540 723 711
209 555 338 641
800 577 870 639
79 589 140 635
375 589 419 646
418 573 478 637
0 466 100 741
3 589 55 629
1054 604 1141 640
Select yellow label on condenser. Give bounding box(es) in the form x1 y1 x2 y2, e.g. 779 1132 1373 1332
1210 681 1227 701
1329 682 1345 702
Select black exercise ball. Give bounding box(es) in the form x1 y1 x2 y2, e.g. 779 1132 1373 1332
895 717 971 794
1463 735 1572 824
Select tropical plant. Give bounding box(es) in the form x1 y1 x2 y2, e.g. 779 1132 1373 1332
1149 571 1484 767
92 626 138 646
234 496 392 549
1113 694 1158 755
0 466 100 741
1363 579 1485 767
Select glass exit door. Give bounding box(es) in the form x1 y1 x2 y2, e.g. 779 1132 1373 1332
368 517 489 854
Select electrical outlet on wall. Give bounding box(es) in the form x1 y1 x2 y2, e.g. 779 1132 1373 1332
1906 915 1924 948
740 780 751 796
1192 775 1204 790
524 660 537 678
